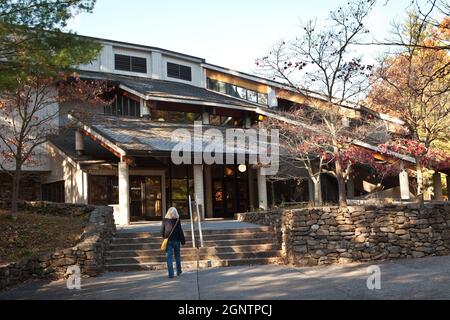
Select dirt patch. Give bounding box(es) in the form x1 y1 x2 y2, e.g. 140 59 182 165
0 210 88 265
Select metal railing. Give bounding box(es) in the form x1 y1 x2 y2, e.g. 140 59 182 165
188 195 204 248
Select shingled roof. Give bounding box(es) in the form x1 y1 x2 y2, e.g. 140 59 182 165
78 71 261 110
70 114 270 157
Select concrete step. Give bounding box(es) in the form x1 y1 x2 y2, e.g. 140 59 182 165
105 257 282 272
106 250 282 264
107 237 277 250
106 244 281 258
114 226 274 238
111 232 275 244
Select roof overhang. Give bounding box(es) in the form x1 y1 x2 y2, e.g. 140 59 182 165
68 114 128 160
257 108 416 165
118 83 260 112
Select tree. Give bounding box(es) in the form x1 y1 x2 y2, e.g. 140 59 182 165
0 0 107 220
362 0 449 52
0 0 101 88
367 14 450 198
257 0 378 207
0 74 113 220
266 105 397 205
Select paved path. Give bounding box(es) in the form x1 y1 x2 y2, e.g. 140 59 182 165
1 255 450 300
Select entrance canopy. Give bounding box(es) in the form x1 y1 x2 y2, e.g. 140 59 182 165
68 114 273 162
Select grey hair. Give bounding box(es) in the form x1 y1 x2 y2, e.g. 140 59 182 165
165 207 179 219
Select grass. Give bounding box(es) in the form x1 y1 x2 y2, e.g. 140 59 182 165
0 209 88 265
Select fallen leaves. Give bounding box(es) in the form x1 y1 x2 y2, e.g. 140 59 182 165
0 210 87 264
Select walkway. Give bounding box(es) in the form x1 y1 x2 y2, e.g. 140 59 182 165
1 255 450 300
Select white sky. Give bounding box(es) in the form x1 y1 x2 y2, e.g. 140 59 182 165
68 0 412 73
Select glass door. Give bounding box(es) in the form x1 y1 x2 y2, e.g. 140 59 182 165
143 176 163 220
130 176 163 221
130 177 144 222
213 180 225 217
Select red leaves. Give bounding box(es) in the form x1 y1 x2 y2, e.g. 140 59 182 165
379 139 450 171
57 73 114 107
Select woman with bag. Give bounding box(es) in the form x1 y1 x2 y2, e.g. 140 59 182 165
161 207 186 278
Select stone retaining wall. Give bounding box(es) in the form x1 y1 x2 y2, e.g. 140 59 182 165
0 203 116 290
236 202 450 266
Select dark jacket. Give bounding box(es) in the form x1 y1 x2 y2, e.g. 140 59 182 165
161 218 186 245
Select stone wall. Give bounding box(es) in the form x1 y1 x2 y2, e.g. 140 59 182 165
0 203 116 290
0 173 42 206
236 202 450 266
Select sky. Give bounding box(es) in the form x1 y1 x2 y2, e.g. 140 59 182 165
67 0 410 74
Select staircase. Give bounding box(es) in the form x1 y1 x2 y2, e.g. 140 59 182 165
105 226 282 272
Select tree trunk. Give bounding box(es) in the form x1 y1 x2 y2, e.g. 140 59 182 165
11 163 22 221
313 177 323 206
335 160 347 207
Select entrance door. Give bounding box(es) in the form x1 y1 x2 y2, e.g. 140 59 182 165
213 180 225 217
143 176 163 220
130 176 163 221
212 179 240 218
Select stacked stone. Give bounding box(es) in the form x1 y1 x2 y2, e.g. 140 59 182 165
0 205 116 290
236 203 450 267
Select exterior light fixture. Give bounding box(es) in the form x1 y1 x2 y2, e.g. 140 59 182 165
258 115 265 121
238 164 247 173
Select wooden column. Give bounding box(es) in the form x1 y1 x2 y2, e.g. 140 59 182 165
118 161 130 226
433 172 443 201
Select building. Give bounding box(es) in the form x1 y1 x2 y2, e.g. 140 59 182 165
1 36 449 225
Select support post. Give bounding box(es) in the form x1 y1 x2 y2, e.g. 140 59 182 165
248 167 256 211
257 168 268 210
193 164 205 220
447 175 450 201
202 111 210 125
204 165 213 218
399 162 410 201
140 98 150 119
244 116 252 129
75 130 85 156
118 161 130 226
433 172 443 201
347 177 355 199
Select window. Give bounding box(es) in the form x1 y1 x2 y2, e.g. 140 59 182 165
206 77 269 106
114 54 147 73
209 114 243 127
42 181 65 203
169 165 194 217
247 90 258 103
167 62 192 81
258 93 268 105
236 87 247 100
150 109 201 124
88 176 118 205
104 92 141 117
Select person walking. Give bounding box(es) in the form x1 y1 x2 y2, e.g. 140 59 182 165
161 207 186 278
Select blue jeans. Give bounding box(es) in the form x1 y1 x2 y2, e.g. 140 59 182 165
166 241 182 278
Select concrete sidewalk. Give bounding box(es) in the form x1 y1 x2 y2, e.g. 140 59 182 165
1 255 450 300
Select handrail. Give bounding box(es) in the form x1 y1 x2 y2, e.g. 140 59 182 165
188 195 196 248
196 199 204 248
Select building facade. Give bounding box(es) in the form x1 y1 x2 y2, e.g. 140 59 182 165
3 36 449 225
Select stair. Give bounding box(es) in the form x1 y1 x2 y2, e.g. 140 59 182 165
105 226 283 272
